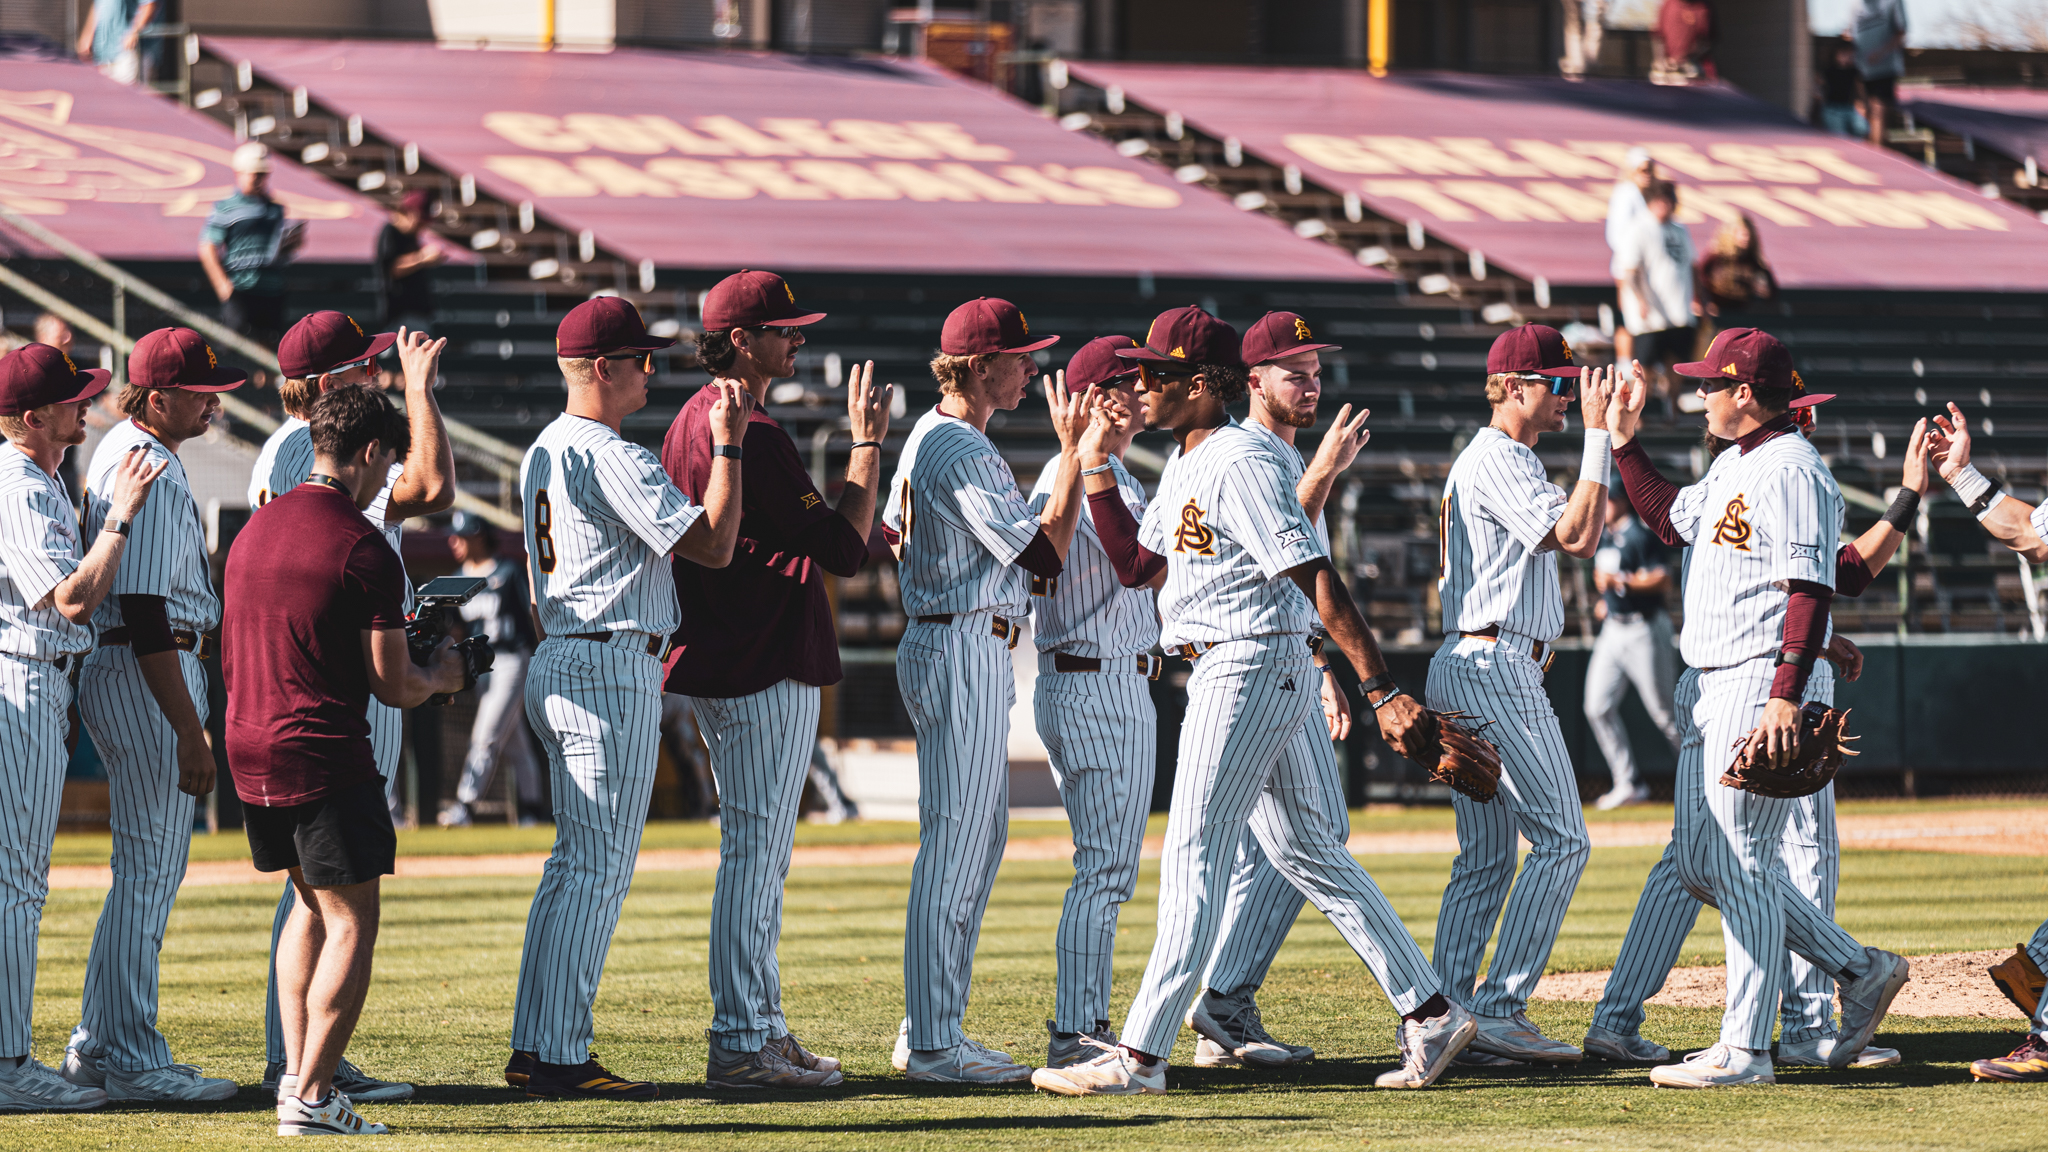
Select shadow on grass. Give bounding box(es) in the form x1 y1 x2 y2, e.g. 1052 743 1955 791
440 1115 1259 1135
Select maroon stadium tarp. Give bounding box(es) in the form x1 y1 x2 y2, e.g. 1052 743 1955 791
1069 64 2048 291
206 39 1378 282
1903 88 2048 167
0 59 382 262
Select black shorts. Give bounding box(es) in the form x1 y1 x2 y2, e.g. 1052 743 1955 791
1863 75 1897 102
244 777 396 888
1632 326 1698 369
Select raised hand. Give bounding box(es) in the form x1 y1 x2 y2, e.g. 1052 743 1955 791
1607 359 1648 447
847 360 891 445
1900 416 1932 496
1927 403 1972 482
395 327 448 392
1045 372 1089 451
1580 364 1615 432
106 446 169 522
1310 403 1371 475
709 379 754 446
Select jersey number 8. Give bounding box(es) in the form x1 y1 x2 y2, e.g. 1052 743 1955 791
534 488 558 574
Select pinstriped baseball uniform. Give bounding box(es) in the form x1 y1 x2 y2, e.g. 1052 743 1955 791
883 407 1041 1052
248 416 412 1068
0 447 97 1061
1026 453 1159 1034
1429 426 1589 1018
1120 422 1439 1060
510 413 702 1066
67 420 217 1073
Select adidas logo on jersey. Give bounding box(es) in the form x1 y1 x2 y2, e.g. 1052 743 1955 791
1279 676 1297 692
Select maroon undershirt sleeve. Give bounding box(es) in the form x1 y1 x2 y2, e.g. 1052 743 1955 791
1834 542 1875 597
1015 529 1063 580
793 514 871 579
119 594 176 656
1088 488 1167 588
1771 580 1834 700
1611 440 1688 548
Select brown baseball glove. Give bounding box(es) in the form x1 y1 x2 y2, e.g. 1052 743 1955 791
1719 701 1859 799
1421 710 1504 804
1988 945 2046 1019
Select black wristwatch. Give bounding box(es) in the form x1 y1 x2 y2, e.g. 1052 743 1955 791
102 517 131 537
711 444 743 460
1354 673 1397 702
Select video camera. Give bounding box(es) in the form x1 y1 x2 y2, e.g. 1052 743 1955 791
406 575 497 707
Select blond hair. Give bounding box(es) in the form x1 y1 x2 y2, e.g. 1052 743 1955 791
0 402 67 444
278 376 321 419
929 352 996 399
557 357 598 388
1484 372 1524 406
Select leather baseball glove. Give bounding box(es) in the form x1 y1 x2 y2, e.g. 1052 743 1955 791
1719 701 1859 799
1988 945 2046 1019
1421 710 1504 804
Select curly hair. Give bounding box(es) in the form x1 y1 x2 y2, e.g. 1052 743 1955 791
310 382 410 464
695 328 738 376
929 351 998 398
1151 362 1247 405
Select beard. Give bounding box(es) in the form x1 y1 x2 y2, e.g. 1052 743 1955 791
1256 390 1315 429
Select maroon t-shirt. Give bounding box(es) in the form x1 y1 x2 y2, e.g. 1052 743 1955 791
223 482 408 807
661 384 868 699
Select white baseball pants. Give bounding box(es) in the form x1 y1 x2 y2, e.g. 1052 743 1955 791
1583 611 1680 794
0 655 71 1059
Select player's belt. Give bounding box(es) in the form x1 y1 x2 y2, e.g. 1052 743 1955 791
1458 627 1556 675
568 630 674 660
1171 635 1322 662
97 628 214 659
1050 652 1163 680
915 613 1022 650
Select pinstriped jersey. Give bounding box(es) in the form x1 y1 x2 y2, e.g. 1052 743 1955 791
2031 499 2048 543
1139 420 1325 647
1437 426 1566 643
0 447 94 660
521 413 702 636
1027 453 1160 659
1669 429 1841 668
1242 419 1331 553
82 419 219 634
883 407 1040 619
249 415 413 611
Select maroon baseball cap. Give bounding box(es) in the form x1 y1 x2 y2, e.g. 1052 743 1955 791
701 270 827 332
557 297 677 359
1486 323 1583 378
940 297 1058 355
128 327 246 392
0 343 110 416
1241 311 1341 367
1063 336 1141 393
1116 306 1244 371
1674 327 1795 391
279 311 398 379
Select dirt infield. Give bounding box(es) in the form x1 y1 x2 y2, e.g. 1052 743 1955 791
1534 948 2032 1021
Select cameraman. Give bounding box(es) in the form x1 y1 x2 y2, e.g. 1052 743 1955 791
222 384 465 1137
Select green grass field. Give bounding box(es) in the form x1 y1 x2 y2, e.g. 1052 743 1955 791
14 830 2047 1150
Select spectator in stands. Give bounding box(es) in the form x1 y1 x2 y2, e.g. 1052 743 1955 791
1612 180 1695 413
1852 0 1908 148
1605 149 1657 362
1584 490 1679 811
1655 0 1714 82
1818 35 1869 138
199 144 302 352
31 315 73 362
75 0 156 84
437 511 541 828
1694 215 1776 338
376 191 444 333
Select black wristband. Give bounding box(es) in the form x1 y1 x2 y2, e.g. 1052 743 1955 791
1355 673 1396 700
1968 482 2003 517
711 443 743 460
851 440 882 451
1774 648 1816 670
1880 487 1920 532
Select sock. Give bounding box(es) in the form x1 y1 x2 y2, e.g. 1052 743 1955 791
1404 993 1452 1023
1096 1019 1112 1035
1119 1045 1160 1066
1051 1030 1079 1041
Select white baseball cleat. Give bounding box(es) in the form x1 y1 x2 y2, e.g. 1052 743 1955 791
1583 1025 1671 1063
1030 1040 1166 1096
104 1062 239 1102
1185 988 1312 1067
1375 1003 1477 1088
278 1091 388 1136
1467 1010 1583 1064
1046 1021 1118 1070
891 1018 911 1072
0 1057 109 1112
1834 948 1910 1069
1649 1043 1774 1088
58 1048 105 1087
1777 1036 1901 1069
1595 785 1654 811
903 1038 1033 1085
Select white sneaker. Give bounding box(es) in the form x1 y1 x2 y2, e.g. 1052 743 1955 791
1835 948 1909 1069
1046 1021 1118 1069
1595 785 1653 810
437 803 471 827
1185 989 1312 1067
1649 1043 1774 1088
59 1048 104 1087
1375 1003 1477 1088
904 1038 1032 1085
1583 1025 1671 1063
1468 1010 1583 1064
0 1057 108 1112
891 1018 911 1072
1030 1040 1166 1096
1777 1036 1902 1069
104 1062 239 1102
279 1092 388 1136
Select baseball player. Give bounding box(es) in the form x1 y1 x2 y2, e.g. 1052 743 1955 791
1023 335 1159 1068
1428 324 1617 1066
439 510 541 828
1584 489 1679 810
881 296 1086 1085
1588 386 1930 1070
504 297 749 1100
1185 311 1371 1069
59 328 243 1102
0 344 164 1114
1923 402 2048 1082
662 269 887 1090
248 312 454 1105
1605 328 1909 1087
1033 306 1469 1097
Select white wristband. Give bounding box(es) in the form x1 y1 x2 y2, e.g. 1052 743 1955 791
1581 429 1612 489
1950 463 1992 507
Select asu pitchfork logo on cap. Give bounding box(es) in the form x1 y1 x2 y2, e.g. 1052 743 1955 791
1711 494 1754 551
1174 500 1216 555
1293 317 1312 341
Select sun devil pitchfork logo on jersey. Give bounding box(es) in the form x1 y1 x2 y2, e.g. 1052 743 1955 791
1710 493 1754 551
1174 499 1216 556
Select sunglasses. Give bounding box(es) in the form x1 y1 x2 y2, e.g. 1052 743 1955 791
327 355 378 376
1511 372 1575 396
751 325 804 339
600 351 656 373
